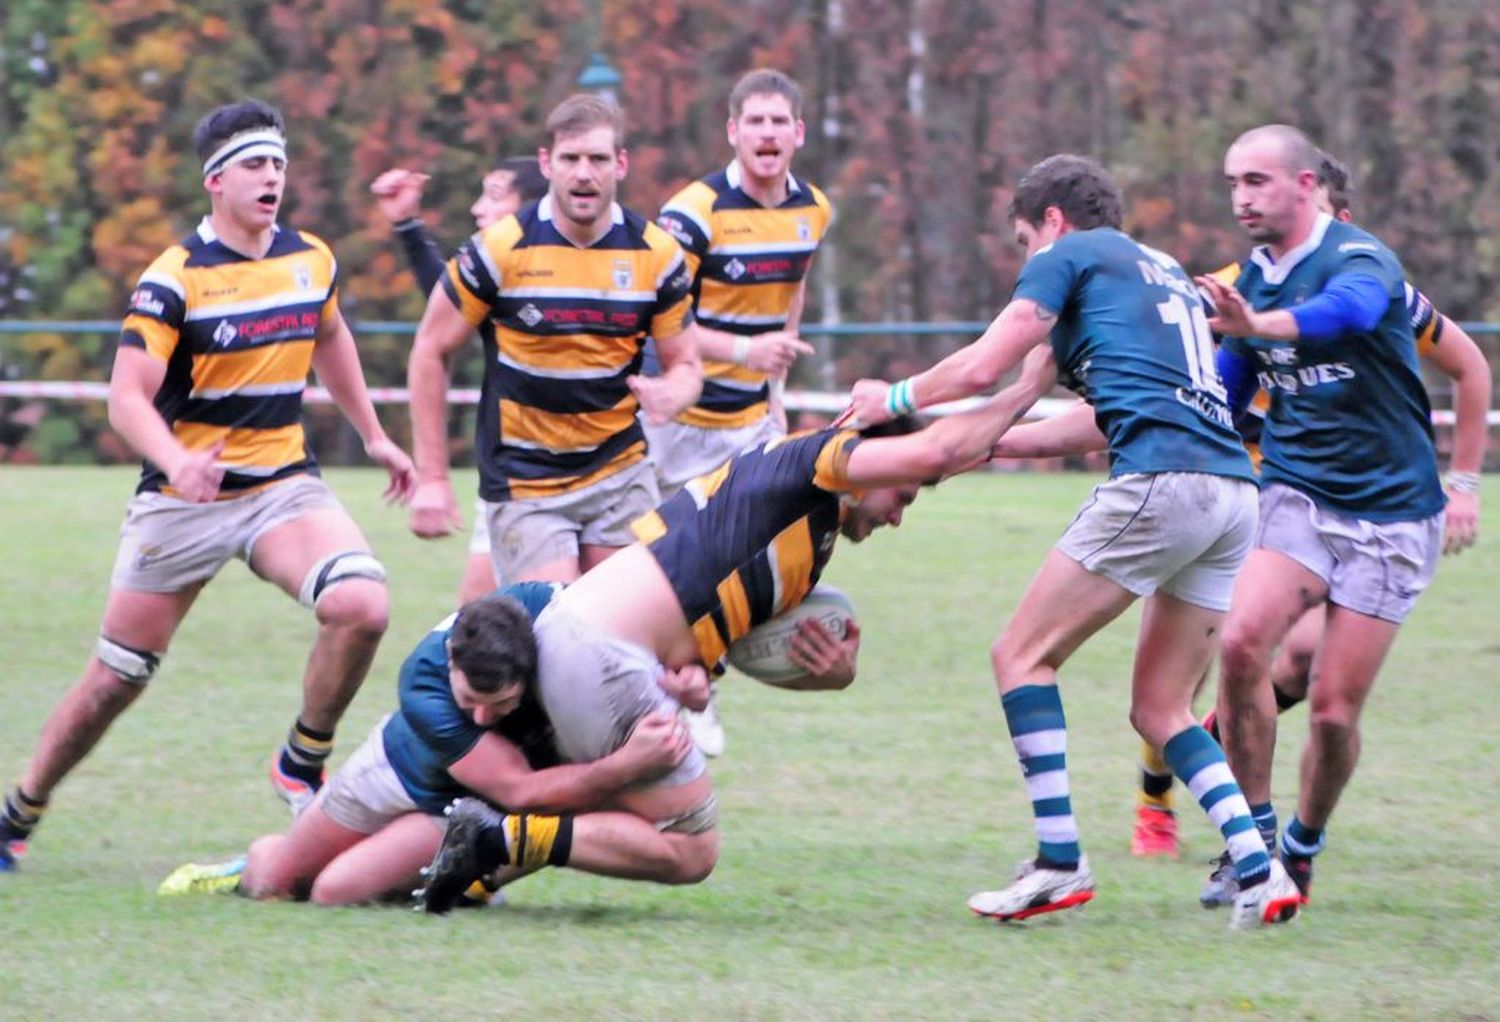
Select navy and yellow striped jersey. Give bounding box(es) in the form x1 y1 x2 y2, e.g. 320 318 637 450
119 219 338 497
1212 260 1446 465
632 427 862 672
657 161 833 429
445 196 694 501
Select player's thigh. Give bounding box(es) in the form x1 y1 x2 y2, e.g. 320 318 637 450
993 548 1137 682
310 812 444 905
1222 547 1327 659
247 499 375 600
98 584 205 651
1305 604 1401 724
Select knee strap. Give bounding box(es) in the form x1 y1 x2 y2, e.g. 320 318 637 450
96 635 163 685
297 551 387 608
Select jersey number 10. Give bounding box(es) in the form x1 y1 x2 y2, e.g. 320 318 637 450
1156 295 1227 402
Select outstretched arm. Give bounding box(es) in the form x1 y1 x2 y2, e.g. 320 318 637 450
990 400 1106 460
843 345 1058 487
845 298 1056 427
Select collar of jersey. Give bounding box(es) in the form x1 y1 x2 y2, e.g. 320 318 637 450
725 160 803 204
537 194 624 244
196 216 281 259
1249 211 1333 285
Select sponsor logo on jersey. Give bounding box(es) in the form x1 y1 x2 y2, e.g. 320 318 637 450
212 320 238 347
517 303 544 327
725 257 747 280
129 289 165 318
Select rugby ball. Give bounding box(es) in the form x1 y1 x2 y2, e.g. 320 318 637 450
726 584 857 683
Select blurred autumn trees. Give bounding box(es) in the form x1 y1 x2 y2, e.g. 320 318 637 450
3 0 1499 458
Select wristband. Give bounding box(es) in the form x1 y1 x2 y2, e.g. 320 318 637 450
1444 470 1481 495
885 378 918 417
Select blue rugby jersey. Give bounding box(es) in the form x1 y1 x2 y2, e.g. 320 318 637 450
1012 229 1255 483
381 582 562 814
632 428 862 673
1223 214 1443 521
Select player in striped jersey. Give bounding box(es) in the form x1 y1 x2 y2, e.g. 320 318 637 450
407 95 702 587
414 367 1059 910
652 69 833 756
1 101 416 871
371 157 548 606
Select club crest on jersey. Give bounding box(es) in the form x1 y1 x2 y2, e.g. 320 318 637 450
292 263 312 291
612 259 633 290
725 257 747 281
212 320 238 348
796 217 811 241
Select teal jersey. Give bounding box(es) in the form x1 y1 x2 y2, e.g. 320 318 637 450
1224 215 1443 521
381 582 562 814
1013 229 1254 482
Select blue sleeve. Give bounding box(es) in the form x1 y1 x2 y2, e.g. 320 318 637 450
1289 273 1390 341
394 220 448 296
1011 239 1082 316
1216 346 1258 418
397 631 485 766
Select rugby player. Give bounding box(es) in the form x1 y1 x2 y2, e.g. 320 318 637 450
414 368 1059 912
406 95 703 587
848 154 1302 928
652 68 831 756
371 158 547 606
1128 153 1489 868
0 100 415 871
158 587 700 904
1195 125 1450 911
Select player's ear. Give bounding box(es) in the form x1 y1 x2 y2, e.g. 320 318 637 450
616 147 629 181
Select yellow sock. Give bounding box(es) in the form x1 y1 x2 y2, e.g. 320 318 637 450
1139 740 1174 811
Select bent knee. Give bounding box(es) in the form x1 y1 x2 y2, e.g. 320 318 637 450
315 580 390 636
669 832 719 885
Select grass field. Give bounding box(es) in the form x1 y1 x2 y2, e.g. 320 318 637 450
1 467 1497 1021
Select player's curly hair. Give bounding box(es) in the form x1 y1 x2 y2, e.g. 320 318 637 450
449 593 539 695
1009 154 1123 231
192 99 284 165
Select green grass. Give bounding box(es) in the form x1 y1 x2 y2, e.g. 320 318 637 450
2 468 1497 1020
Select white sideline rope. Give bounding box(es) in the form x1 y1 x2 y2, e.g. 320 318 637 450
0 380 1098 421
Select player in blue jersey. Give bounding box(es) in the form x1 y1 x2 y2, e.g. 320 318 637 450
158 586 699 904
847 154 1301 929
413 386 1070 912
1126 151 1490 867
1196 125 1450 909
372 158 548 606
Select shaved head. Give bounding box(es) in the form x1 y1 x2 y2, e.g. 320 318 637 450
1229 124 1321 176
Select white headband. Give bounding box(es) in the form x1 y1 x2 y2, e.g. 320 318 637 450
202 128 288 177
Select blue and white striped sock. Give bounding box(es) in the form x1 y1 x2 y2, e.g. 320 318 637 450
1001 684 1079 868
1249 802 1278 851
1163 725 1270 885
